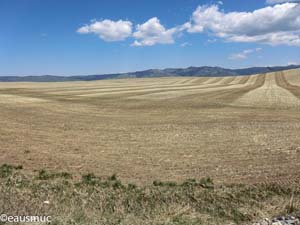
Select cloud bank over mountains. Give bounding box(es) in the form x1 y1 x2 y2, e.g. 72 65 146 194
77 2 300 47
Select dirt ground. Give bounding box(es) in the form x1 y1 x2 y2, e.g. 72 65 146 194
0 69 299 184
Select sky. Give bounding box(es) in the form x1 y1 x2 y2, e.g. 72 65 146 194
0 0 300 76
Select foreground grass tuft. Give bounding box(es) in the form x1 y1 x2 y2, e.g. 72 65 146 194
36 169 72 180
0 164 299 225
0 164 22 178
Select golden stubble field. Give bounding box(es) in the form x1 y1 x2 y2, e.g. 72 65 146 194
0 69 300 185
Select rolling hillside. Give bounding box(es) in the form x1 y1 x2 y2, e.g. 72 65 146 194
1 68 300 224
1 64 299 82
0 69 300 184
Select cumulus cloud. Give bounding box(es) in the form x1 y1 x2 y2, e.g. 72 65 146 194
266 0 300 4
77 2 300 47
132 17 180 46
77 17 183 46
77 19 132 41
229 48 262 60
186 3 300 46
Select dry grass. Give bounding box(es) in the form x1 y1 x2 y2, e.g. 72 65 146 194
0 165 299 225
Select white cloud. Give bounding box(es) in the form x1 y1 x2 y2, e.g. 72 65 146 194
180 42 191 47
77 19 132 41
186 3 300 46
132 17 180 46
77 2 300 47
266 0 300 4
229 48 262 60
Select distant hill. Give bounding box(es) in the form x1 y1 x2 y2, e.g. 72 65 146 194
0 64 299 82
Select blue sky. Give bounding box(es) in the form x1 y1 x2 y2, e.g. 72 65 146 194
0 0 300 76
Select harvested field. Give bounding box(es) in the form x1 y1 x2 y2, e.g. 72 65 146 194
284 69 300 86
233 72 300 108
0 69 300 185
0 94 49 104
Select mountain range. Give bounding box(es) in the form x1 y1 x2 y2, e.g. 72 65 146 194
1 64 299 82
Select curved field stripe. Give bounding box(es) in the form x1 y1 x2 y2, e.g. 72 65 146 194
190 77 211 84
129 75 261 100
227 76 250 85
282 69 300 86
233 73 300 109
49 78 213 95
228 76 242 85
238 76 250 84
229 74 259 87
42 78 181 93
180 78 199 84
200 77 227 85
167 79 186 85
198 74 264 105
52 77 237 98
221 77 235 85
202 77 220 84
33 77 185 93
0 94 48 104
191 77 210 84
46 76 235 96
52 78 230 97
77 80 230 98
276 71 300 98
171 78 195 85
246 74 260 85
213 77 227 85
